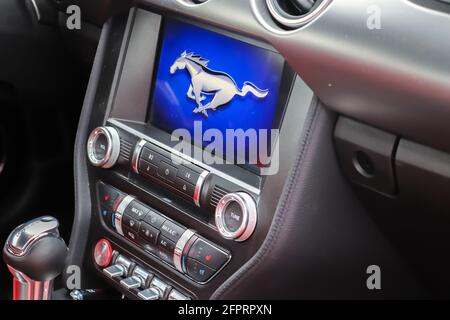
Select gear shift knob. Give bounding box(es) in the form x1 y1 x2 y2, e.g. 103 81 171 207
3 216 68 300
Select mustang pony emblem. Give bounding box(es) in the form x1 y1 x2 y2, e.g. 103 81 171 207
170 51 269 117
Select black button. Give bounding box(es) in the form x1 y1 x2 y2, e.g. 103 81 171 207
223 201 244 233
157 161 177 183
187 238 229 270
138 222 159 245
98 183 122 210
100 206 115 228
124 200 150 220
157 236 176 254
174 178 195 197
138 159 157 177
141 147 163 166
123 227 138 242
160 220 185 243
142 243 156 255
176 166 200 185
185 258 216 282
122 214 140 232
143 210 166 229
156 249 174 265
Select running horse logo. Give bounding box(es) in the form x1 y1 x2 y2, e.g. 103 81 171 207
169 51 269 117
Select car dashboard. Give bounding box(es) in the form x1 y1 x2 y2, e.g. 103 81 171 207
2 0 450 301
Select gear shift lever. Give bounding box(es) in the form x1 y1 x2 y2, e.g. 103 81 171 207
3 216 68 300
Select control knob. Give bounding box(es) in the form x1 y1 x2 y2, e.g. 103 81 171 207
215 192 257 241
87 126 120 168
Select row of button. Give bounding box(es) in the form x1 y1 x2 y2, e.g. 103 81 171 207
98 182 230 283
121 197 186 266
119 197 230 282
100 249 190 300
98 182 124 229
132 140 208 207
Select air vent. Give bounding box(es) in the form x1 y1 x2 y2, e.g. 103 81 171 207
210 185 228 208
176 0 208 5
119 138 133 161
266 0 333 29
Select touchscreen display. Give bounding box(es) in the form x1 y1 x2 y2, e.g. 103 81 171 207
149 19 287 167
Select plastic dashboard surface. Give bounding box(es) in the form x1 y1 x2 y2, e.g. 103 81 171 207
140 0 450 153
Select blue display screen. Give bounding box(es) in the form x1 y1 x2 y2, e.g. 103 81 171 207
149 19 286 164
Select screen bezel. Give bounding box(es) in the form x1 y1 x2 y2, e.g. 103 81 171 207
145 16 296 176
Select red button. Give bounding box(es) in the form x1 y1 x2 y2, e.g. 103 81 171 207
93 238 113 267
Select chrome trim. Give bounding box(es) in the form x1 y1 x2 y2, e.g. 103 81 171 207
87 126 121 169
138 287 160 300
168 289 190 300
114 195 134 236
8 266 52 300
103 254 132 278
266 0 333 29
29 0 41 21
173 229 196 273
175 0 209 8
120 275 142 290
103 264 126 278
235 192 258 242
193 170 209 207
215 193 248 240
115 255 133 270
6 216 59 257
111 250 119 263
150 277 171 299
215 192 258 241
107 119 260 195
133 266 152 286
8 232 50 257
131 139 147 173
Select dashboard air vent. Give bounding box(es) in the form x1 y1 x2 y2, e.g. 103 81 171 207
119 138 133 161
266 0 333 29
210 185 228 208
176 0 208 5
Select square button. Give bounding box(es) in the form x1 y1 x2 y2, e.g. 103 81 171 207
138 222 159 245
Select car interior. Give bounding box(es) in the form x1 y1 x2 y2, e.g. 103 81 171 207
0 0 449 300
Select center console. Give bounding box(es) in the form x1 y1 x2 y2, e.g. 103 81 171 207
70 6 314 300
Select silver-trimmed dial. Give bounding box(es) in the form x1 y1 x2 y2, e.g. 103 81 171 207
87 126 121 168
215 192 257 242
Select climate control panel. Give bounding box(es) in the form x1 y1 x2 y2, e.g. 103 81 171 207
97 182 231 283
88 126 259 242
